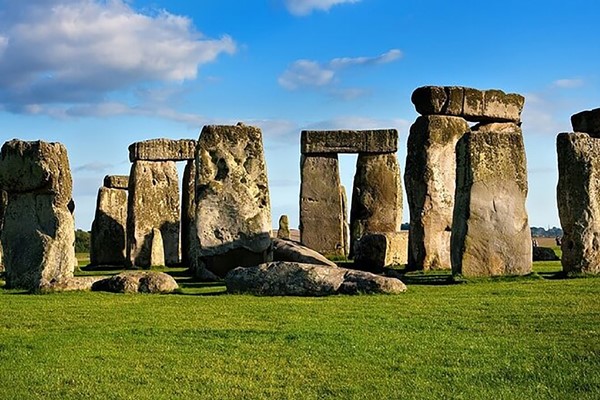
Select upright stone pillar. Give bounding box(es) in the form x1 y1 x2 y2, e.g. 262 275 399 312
340 186 350 257
194 124 272 278
404 115 470 270
277 215 291 240
181 159 196 268
0 190 6 273
451 123 532 276
90 175 128 266
0 140 76 290
350 153 402 256
127 160 180 267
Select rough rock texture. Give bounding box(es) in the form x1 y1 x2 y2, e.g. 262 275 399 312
0 140 76 290
90 187 128 266
272 237 337 267
300 154 345 256
404 115 470 270
571 108 600 136
39 276 107 292
150 228 165 266
557 132 600 274
225 261 407 296
128 139 197 162
277 215 290 239
353 231 408 272
127 160 180 268
194 124 272 278
0 190 6 272
340 185 350 256
411 86 524 123
350 153 402 256
532 246 559 262
92 271 178 294
181 159 196 268
451 123 532 277
301 129 398 154
103 175 129 189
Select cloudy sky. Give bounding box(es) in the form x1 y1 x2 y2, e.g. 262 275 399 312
0 0 598 230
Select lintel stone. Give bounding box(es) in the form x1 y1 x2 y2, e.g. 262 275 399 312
103 175 129 189
301 129 398 154
128 138 197 162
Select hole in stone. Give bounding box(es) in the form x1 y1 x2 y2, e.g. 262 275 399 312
215 158 229 181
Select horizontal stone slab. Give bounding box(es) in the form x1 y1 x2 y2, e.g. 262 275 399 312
301 129 398 154
571 107 600 136
103 175 129 189
411 86 524 123
128 139 197 162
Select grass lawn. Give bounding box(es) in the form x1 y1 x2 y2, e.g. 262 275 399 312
0 257 598 399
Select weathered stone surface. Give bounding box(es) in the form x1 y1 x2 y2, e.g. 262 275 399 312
127 160 180 268
128 138 197 162
181 159 196 268
225 261 407 296
194 124 272 278
90 187 127 266
532 246 559 262
404 115 470 270
0 190 6 273
103 175 129 189
150 228 165 267
571 107 600 136
273 238 337 267
340 185 350 256
301 129 398 154
353 231 408 272
451 124 532 277
411 86 524 123
300 154 345 256
557 132 600 274
39 276 107 292
277 215 290 239
350 153 402 256
92 271 178 294
0 140 72 206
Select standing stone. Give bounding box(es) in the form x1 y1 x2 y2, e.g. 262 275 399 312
451 123 532 277
181 159 196 268
353 231 408 272
127 160 180 268
340 185 350 257
0 190 6 273
557 132 600 274
277 215 291 240
300 154 345 257
571 107 600 137
349 153 402 257
404 115 470 270
194 124 272 278
150 228 165 267
90 183 128 266
0 140 75 290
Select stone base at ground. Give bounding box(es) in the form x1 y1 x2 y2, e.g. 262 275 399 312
353 232 408 272
225 261 407 296
91 271 178 293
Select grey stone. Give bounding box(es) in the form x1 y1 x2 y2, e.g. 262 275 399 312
128 138 197 162
92 271 178 294
353 231 408 272
571 107 600 136
0 190 6 273
277 215 290 239
411 86 525 123
193 124 272 278
451 123 532 277
301 129 398 154
557 132 600 274
225 261 407 296
90 187 127 266
181 159 196 268
127 160 180 268
350 153 402 256
300 154 345 257
272 237 337 267
103 175 129 189
39 276 107 292
340 185 350 257
404 115 470 270
532 246 559 262
150 228 165 267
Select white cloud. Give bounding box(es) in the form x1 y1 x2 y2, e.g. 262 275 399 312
303 116 411 132
552 78 584 89
0 0 236 112
278 49 402 92
284 0 361 16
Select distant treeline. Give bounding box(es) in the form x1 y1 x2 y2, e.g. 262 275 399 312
75 229 90 253
530 226 563 238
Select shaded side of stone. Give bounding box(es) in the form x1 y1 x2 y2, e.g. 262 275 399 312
349 153 402 256
272 237 337 267
90 187 128 265
128 138 197 162
103 175 129 189
194 124 272 278
127 160 180 268
300 154 344 256
404 115 470 270
571 107 600 136
557 132 600 274
181 159 196 268
340 185 350 257
451 124 532 277
301 129 398 154
0 190 6 272
353 231 408 272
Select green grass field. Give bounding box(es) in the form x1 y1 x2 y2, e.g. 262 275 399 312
0 253 598 399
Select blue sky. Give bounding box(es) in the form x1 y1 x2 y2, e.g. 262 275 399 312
0 0 598 230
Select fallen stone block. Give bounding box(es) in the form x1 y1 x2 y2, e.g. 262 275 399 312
532 246 559 262
92 271 178 294
272 238 337 267
301 129 398 154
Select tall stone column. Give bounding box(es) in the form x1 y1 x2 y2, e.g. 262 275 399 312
181 159 196 268
0 190 7 273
